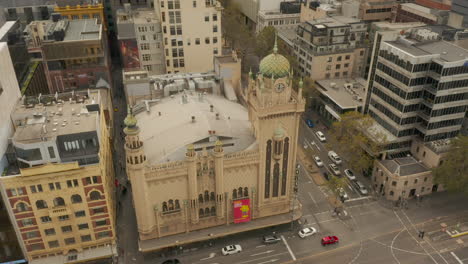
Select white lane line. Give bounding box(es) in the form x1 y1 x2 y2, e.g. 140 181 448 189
450 252 463 264
308 192 318 208
235 252 288 264
390 229 405 264
256 245 266 248
346 196 369 202
257 259 279 264
281 235 296 261
250 250 274 257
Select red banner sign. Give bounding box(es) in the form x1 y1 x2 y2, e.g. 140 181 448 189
233 199 251 223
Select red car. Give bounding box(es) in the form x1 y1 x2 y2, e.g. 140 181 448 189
321 236 339 246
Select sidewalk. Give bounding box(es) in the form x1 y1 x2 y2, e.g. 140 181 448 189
139 205 302 252
297 147 326 186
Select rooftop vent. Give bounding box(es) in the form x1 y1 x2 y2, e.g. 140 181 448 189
216 113 220 120
191 116 196 123
210 105 214 112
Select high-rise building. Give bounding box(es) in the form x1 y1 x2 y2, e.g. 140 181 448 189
116 4 165 74
366 28 468 153
0 89 116 263
124 42 305 252
23 18 112 93
294 16 368 80
154 0 223 73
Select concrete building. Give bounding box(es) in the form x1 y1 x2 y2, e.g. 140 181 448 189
359 0 395 21
0 41 24 263
123 43 305 251
300 1 340 23
54 0 106 31
256 10 301 34
315 78 367 123
116 5 165 74
154 0 223 74
23 18 112 93
1 1 55 28
233 0 297 29
449 0 468 27
0 89 116 263
366 28 468 153
105 0 151 34
393 3 450 25
294 16 368 80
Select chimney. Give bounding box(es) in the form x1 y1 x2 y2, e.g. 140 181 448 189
210 104 214 112
191 116 196 123
216 113 219 120
158 111 161 116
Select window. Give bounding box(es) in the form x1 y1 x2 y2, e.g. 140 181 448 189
48 240 59 248
337 56 342 61
95 220 107 227
422 151 426 157
343 71 348 77
345 55 350 60
16 202 28 212
390 191 394 196
344 63 349 68
36 200 48 209
67 179 79 188
195 38 200 45
213 25 218 33
336 64 341 70
424 177 428 182
193 0 197 7
327 57 332 62
81 235 92 242
140 43 150 50
205 15 209 22
335 72 340 77
140 35 146 41
414 179 418 184
45 228 55 236
41 216 52 223
49 182 61 191
85 176 99 185
360 50 364 56
213 14 217 21
90 191 102 200
75 211 86 217
142 54 151 61
48 147 56 159
64 238 76 245
21 218 34 226
392 181 397 186
326 65 331 70
213 37 218 44
25 231 39 239
58 215 70 221
325 73 330 78
92 207 105 214
96 231 111 239
71 194 82 204
214 48 218 54
78 223 89 230
53 197 65 207
205 37 210 44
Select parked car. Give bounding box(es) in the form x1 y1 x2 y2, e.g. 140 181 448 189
298 227 317 238
344 169 356 181
162 259 180 264
329 163 341 176
263 235 281 244
354 181 368 195
313 156 324 167
305 119 314 128
315 131 326 142
222 245 242 255
321 236 339 246
323 171 330 181
328 151 342 165
338 188 349 201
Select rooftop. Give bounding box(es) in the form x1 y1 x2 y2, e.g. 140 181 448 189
306 16 362 28
0 21 16 41
316 78 367 109
380 156 429 176
387 38 468 62
136 92 256 164
62 19 101 41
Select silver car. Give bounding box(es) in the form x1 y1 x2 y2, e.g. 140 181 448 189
329 163 341 176
354 181 368 195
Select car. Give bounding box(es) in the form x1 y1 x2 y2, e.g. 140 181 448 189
328 151 342 165
329 163 341 176
221 245 242 255
305 119 314 128
354 181 368 195
263 235 281 244
338 188 349 201
344 169 356 181
323 171 330 181
298 227 317 238
161 259 180 264
321 236 339 246
313 156 324 167
315 131 326 142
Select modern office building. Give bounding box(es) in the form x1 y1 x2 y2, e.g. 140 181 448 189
116 4 165 74
392 3 450 25
449 0 468 27
154 0 223 73
294 16 368 80
366 28 468 153
124 43 305 252
54 0 106 31
256 2 301 33
23 18 112 93
0 89 116 263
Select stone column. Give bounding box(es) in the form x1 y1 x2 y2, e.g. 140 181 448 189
186 145 199 224
213 141 224 219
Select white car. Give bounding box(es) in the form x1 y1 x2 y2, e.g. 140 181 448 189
328 151 342 165
329 163 341 176
344 169 356 181
338 188 349 201
315 131 326 142
222 244 242 255
298 227 317 238
313 156 324 167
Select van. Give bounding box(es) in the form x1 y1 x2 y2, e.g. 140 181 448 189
328 151 342 165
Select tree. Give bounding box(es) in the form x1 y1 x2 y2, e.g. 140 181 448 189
432 136 468 195
255 26 276 58
325 175 348 208
326 111 387 175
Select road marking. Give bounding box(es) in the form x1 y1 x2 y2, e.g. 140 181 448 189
308 192 318 208
281 235 296 261
256 245 266 248
390 229 405 264
257 259 279 264
235 252 288 264
369 237 428 255
250 250 274 257
200 253 216 260
345 196 369 202
451 252 463 264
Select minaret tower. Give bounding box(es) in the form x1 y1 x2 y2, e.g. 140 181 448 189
124 107 156 237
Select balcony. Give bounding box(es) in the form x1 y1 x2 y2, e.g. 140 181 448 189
49 206 70 218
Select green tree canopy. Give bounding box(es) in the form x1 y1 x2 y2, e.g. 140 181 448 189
433 136 468 195
326 175 348 197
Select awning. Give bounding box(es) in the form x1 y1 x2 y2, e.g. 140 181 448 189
325 105 341 120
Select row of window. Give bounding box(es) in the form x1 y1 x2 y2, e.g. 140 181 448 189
199 207 216 218
162 0 214 9
265 138 290 199
366 7 392 13
266 18 300 27
40 210 86 224
424 118 464 130
374 74 423 100
372 86 419 113
15 190 103 212
45 231 110 250
137 25 157 33
379 50 430 73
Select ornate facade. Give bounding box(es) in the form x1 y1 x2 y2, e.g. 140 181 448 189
124 42 305 249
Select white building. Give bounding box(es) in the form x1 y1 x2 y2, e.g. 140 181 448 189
0 42 21 171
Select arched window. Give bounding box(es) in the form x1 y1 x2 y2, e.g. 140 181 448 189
53 197 65 207
265 140 272 198
36 200 48 209
16 202 28 212
273 163 280 197
210 192 215 201
281 137 289 196
71 194 82 204
232 189 237 199
211 206 216 216
238 187 243 197
162 202 168 212
244 187 249 197
204 191 209 202
198 194 203 203
89 191 102 201
199 208 204 217
175 200 180 210
168 199 174 210
205 207 210 216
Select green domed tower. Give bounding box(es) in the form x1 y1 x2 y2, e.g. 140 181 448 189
258 36 290 79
